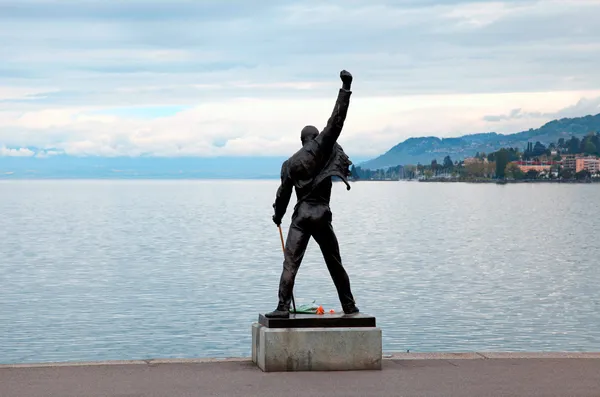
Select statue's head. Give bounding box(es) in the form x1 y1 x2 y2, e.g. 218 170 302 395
300 125 318 146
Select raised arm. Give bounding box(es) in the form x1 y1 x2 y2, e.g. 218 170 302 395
272 160 293 226
316 70 353 153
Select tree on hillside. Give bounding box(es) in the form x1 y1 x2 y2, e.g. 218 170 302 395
567 136 581 154
505 163 524 180
485 161 496 178
495 149 510 179
505 148 521 161
491 148 520 162
443 155 453 170
583 140 597 155
591 132 600 155
578 132 599 155
465 162 486 178
532 141 547 157
404 165 416 179
523 142 533 160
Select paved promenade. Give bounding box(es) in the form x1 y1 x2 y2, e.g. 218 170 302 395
2 353 600 397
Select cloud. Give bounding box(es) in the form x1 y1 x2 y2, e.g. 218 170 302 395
1 0 600 157
483 108 539 122
483 97 600 122
0 146 35 157
34 149 61 158
552 97 600 119
3 90 600 158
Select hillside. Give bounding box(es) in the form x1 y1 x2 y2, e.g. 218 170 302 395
360 113 600 169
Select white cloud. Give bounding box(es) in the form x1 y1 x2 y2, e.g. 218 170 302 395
2 89 599 158
0 146 35 157
35 149 61 158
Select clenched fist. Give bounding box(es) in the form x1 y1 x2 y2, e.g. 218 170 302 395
340 70 352 90
272 215 281 226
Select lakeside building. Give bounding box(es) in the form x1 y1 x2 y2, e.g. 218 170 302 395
561 154 600 173
514 160 557 173
463 157 489 165
562 154 578 170
575 157 600 173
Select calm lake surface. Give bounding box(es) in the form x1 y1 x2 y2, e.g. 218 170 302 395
1 180 599 364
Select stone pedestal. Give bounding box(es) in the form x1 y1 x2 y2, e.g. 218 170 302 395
252 313 382 372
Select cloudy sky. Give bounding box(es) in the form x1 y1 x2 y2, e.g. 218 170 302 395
2 0 600 158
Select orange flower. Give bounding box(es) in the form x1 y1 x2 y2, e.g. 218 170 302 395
316 306 324 315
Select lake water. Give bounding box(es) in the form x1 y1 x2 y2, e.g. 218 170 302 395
1 180 599 364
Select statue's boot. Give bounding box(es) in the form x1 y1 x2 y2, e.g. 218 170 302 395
342 303 359 315
265 303 290 318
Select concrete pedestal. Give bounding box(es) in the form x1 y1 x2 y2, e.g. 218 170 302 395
251 313 382 372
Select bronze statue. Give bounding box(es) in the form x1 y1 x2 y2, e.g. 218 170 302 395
265 70 359 319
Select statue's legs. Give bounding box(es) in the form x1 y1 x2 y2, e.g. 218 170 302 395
265 214 310 318
265 204 358 318
312 211 358 314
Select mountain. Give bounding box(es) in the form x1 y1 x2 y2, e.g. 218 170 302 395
360 113 600 169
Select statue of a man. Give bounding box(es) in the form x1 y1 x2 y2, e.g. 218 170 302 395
266 70 359 318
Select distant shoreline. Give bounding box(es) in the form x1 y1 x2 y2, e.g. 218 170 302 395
1 177 599 184
416 179 600 184
347 178 600 184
